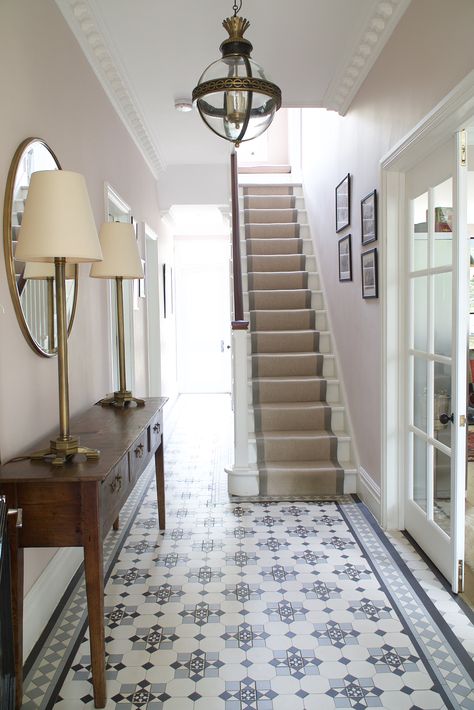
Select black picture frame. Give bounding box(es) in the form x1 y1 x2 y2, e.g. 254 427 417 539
361 248 378 299
338 234 352 282
361 189 377 245
335 173 351 233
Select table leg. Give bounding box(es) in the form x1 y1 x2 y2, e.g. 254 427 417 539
155 440 165 530
7 510 23 710
81 482 106 708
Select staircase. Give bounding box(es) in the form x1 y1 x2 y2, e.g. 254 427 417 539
240 181 356 495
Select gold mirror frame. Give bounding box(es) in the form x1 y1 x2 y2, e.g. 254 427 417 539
3 138 79 357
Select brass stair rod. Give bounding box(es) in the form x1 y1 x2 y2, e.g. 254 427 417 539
55 258 70 441
116 276 127 393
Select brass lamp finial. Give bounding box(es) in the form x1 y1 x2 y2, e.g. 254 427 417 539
222 16 250 41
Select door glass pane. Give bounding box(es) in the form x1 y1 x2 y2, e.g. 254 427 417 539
433 178 453 267
413 356 428 432
413 276 428 351
434 272 452 357
433 447 451 535
412 192 428 271
413 434 427 512
434 362 451 448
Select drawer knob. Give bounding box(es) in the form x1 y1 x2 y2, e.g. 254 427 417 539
110 473 122 494
134 443 144 458
153 422 161 434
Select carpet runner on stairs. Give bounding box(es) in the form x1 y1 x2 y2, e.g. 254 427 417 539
243 184 345 495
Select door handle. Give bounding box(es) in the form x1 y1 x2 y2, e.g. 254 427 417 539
439 412 454 425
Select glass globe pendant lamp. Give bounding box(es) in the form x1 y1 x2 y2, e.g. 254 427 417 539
192 1 282 146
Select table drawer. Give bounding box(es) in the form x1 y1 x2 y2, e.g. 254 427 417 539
149 410 163 452
101 455 129 535
129 429 149 484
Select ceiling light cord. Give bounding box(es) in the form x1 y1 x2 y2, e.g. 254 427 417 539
232 1 242 17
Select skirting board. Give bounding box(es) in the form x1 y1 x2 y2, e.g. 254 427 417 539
23 548 83 661
357 465 381 523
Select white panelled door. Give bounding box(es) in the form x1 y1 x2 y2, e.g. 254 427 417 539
175 236 231 394
404 135 467 590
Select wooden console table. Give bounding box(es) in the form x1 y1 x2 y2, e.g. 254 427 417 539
0 397 167 709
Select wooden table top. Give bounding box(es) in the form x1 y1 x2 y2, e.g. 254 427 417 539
0 397 167 483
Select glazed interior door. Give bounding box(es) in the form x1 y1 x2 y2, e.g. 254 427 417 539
405 135 466 589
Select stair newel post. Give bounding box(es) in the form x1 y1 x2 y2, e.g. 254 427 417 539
227 150 258 495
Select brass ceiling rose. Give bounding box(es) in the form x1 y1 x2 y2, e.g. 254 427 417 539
192 0 282 146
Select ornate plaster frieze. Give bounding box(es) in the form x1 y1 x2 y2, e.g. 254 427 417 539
55 0 165 178
323 0 412 115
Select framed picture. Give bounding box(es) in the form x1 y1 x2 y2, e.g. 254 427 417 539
162 263 168 318
338 234 352 281
361 189 377 245
361 248 378 299
335 173 351 232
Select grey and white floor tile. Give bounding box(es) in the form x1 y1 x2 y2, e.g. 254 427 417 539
21 394 474 709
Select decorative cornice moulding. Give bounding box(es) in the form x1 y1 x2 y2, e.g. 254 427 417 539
324 0 412 115
55 0 166 178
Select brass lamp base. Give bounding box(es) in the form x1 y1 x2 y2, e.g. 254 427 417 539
29 435 100 466
98 390 145 408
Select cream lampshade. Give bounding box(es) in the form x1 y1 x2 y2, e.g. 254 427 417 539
16 170 102 263
15 169 103 466
90 222 144 279
90 222 144 407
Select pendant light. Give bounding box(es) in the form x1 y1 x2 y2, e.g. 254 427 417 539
192 0 282 146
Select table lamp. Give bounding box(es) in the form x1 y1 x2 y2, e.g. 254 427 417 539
15 170 103 465
90 222 145 407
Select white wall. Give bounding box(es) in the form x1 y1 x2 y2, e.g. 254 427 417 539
301 0 474 493
0 0 161 613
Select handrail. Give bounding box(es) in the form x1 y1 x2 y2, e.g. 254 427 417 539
230 150 248 330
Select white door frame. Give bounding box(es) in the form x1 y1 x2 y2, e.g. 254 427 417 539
381 73 474 555
144 223 161 396
382 71 474 531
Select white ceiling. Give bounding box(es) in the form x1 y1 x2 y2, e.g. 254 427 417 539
55 0 411 177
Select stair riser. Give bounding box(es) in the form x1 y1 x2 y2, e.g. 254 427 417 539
250 311 315 332
250 331 320 354
245 239 304 256
243 290 324 311
248 407 345 433
253 405 330 431
240 223 309 239
245 255 317 272
248 437 351 464
251 437 337 463
322 356 336 378
243 273 320 290
241 195 305 210
244 208 298 224
252 380 327 403
247 291 312 311
240 185 303 198
319 332 331 353
251 354 323 378
260 469 344 496
246 255 308 272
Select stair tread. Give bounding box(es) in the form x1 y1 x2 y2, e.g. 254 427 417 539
255 429 336 438
260 461 342 470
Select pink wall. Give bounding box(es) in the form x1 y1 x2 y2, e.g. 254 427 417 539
301 0 474 486
0 0 161 591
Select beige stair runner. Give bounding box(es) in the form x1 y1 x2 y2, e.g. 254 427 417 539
244 184 344 495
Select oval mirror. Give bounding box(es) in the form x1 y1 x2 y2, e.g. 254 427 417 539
3 138 78 357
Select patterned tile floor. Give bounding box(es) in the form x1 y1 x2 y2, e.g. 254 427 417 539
22 394 474 709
